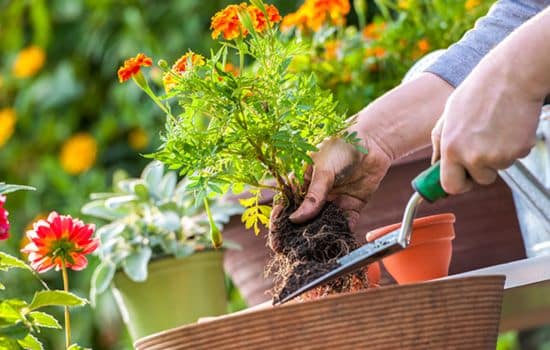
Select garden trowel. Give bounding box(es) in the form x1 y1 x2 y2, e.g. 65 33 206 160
275 161 449 305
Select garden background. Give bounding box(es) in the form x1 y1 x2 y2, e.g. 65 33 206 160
1 0 529 349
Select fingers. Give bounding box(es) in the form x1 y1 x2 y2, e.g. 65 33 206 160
289 168 334 224
431 117 445 164
440 156 474 195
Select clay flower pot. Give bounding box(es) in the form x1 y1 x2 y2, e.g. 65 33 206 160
366 213 456 284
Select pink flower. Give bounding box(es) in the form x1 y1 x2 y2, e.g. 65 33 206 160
21 212 98 273
0 196 9 240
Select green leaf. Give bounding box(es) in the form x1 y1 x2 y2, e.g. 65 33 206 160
159 171 177 199
122 247 152 282
0 300 25 323
0 282 4 290
0 252 31 272
28 291 87 311
0 323 28 340
90 261 116 305
68 344 91 350
0 183 36 195
104 195 138 209
81 201 127 221
18 334 43 350
141 161 164 196
28 312 61 329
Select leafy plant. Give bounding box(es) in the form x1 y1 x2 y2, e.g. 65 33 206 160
0 252 88 350
121 0 363 237
82 161 241 303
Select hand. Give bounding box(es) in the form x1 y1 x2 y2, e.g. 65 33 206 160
288 134 392 229
431 63 541 194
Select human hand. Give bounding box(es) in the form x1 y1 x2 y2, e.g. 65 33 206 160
285 133 392 230
431 63 542 194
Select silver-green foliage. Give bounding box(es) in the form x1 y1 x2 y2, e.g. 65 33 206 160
82 161 242 303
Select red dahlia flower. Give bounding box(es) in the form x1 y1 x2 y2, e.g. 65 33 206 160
0 196 9 240
21 212 98 273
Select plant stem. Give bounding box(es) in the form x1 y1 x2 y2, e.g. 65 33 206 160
61 263 71 349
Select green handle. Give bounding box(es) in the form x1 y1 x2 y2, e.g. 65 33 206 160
412 161 448 203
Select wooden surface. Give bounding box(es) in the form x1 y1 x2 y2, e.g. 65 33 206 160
135 276 505 350
223 152 526 305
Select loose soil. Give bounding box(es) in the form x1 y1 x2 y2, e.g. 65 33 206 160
267 201 370 304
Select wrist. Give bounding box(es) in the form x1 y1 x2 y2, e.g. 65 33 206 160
350 72 453 161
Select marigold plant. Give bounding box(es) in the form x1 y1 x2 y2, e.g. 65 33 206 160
119 0 362 239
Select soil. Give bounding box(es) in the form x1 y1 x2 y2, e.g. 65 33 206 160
267 201 370 304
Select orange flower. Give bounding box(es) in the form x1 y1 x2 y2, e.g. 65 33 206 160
211 3 248 40
224 63 240 77
398 0 411 10
117 53 153 83
362 22 386 40
249 4 282 32
21 212 98 273
323 40 341 60
417 39 431 55
282 0 350 32
172 52 206 73
465 0 480 10
365 46 386 58
59 133 97 175
211 3 281 40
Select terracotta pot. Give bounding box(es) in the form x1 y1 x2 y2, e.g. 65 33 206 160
135 275 505 350
366 213 456 284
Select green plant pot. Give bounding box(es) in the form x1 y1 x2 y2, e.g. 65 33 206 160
112 250 227 340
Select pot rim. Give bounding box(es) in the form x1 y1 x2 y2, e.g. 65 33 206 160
366 213 456 243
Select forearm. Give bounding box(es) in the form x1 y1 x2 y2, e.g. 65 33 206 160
350 73 454 161
492 6 550 100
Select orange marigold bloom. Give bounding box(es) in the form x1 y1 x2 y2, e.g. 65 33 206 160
417 39 431 54
224 63 240 77
323 40 341 60
173 52 206 73
365 46 386 58
465 0 481 10
117 53 153 83
21 212 98 273
282 0 350 32
211 3 248 40
249 4 282 32
362 22 386 40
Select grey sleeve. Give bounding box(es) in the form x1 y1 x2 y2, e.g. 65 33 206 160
425 0 550 87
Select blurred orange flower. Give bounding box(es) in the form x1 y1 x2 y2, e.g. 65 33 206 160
117 53 153 83
362 22 386 40
21 212 98 273
365 46 386 58
0 108 16 148
282 0 350 32
12 46 46 79
324 40 341 60
60 133 98 175
224 63 240 77
465 0 481 10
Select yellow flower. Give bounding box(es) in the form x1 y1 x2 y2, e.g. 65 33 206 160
465 0 481 10
398 0 410 10
128 128 149 150
0 108 16 148
60 133 98 175
12 46 46 79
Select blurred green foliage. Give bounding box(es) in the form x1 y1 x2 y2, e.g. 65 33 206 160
3 0 543 349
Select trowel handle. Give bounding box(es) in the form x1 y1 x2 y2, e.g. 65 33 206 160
412 161 448 203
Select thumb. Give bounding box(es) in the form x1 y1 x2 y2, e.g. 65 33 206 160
289 168 334 224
